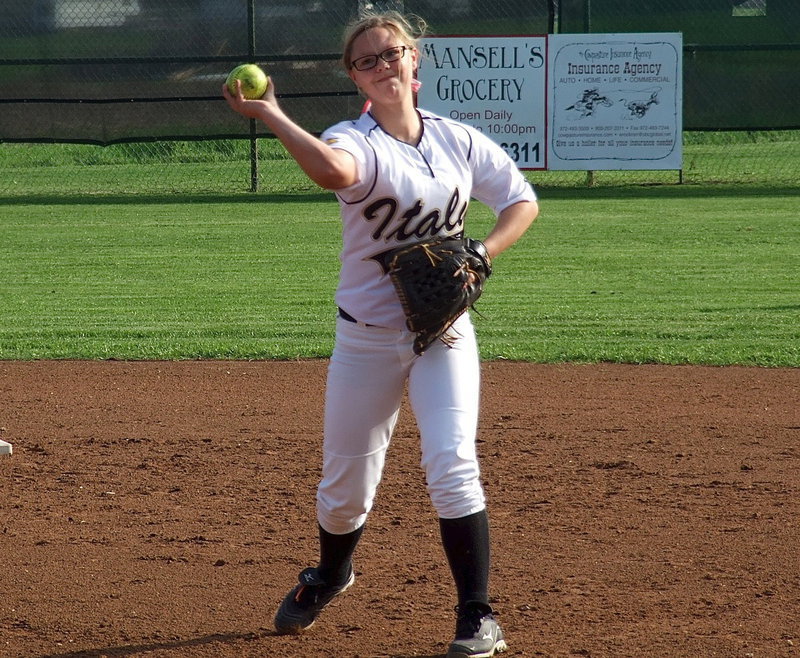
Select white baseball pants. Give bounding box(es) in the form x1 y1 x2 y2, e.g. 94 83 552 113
317 312 486 535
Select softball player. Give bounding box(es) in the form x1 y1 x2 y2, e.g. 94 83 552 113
223 11 538 658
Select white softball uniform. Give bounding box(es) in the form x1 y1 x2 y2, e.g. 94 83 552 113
316 108 537 535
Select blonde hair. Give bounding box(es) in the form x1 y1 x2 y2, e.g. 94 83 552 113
341 10 428 70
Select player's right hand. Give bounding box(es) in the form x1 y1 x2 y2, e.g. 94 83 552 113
222 77 277 119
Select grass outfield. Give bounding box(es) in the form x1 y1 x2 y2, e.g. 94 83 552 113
1 184 798 365
2 131 800 195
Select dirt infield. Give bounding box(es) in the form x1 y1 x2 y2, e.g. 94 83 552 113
1 360 798 658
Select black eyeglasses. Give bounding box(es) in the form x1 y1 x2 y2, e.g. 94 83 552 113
350 46 409 71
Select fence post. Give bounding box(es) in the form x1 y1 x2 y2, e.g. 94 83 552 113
248 0 259 192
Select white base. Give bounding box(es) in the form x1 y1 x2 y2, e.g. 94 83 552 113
0 440 12 455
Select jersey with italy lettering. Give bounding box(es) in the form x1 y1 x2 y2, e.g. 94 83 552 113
321 107 537 330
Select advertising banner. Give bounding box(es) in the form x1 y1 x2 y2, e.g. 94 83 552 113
417 36 548 170
418 33 682 172
547 33 683 170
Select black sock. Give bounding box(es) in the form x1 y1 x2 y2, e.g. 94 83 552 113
317 523 364 586
439 510 491 607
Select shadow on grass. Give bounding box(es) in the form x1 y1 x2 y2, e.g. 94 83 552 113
0 191 334 206
1 183 798 206
535 183 800 200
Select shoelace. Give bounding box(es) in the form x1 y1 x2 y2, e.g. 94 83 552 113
455 604 493 636
294 576 346 606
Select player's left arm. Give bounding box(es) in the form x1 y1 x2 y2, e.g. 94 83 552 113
482 199 539 260
464 127 539 259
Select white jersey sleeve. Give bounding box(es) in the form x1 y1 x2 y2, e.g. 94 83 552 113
320 120 375 203
462 124 538 214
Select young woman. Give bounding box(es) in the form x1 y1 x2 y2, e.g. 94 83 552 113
223 11 538 658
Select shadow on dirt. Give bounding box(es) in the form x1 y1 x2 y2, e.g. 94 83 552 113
39 631 447 658
39 631 265 657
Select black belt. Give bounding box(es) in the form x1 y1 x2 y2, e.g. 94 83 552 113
338 307 376 326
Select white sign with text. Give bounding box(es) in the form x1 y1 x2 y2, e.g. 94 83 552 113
417 36 548 170
547 33 683 170
417 33 683 171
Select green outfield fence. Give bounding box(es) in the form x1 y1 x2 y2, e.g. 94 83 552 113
1 0 798 195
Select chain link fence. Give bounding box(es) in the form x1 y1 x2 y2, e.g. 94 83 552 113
1 0 798 195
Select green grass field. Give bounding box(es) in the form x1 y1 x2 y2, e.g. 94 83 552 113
2 130 800 196
2 178 798 365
